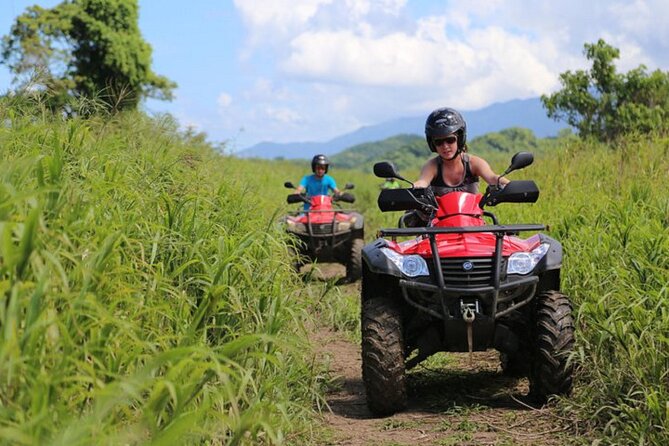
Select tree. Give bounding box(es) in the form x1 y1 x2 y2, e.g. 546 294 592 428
469 127 538 153
541 39 669 142
1 0 175 111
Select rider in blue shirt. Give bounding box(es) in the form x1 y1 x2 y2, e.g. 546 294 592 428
296 154 341 210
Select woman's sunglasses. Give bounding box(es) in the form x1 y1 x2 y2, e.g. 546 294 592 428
433 135 457 146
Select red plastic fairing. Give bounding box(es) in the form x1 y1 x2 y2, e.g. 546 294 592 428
384 192 543 258
431 192 484 228
291 195 353 224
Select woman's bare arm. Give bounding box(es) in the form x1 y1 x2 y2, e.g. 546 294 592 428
471 156 509 186
413 158 437 188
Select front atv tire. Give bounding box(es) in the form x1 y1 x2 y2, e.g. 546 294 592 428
500 351 529 378
529 290 575 404
346 238 364 282
361 298 407 416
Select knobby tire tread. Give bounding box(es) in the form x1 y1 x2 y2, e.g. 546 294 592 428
361 298 407 415
530 290 575 404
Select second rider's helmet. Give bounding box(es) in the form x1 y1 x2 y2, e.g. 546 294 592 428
425 107 467 153
311 154 330 173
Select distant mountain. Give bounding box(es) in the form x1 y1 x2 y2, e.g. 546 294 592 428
235 97 566 159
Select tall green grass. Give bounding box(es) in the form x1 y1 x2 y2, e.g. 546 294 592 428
533 138 669 445
1 93 667 445
352 138 669 444
281 136 669 444
275 133 668 446
0 97 327 445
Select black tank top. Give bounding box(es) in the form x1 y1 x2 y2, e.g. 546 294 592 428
430 154 479 194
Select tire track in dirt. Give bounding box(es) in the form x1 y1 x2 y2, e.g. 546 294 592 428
307 266 577 446
315 328 576 445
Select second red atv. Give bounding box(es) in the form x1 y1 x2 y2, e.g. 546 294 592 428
283 182 364 282
361 152 575 415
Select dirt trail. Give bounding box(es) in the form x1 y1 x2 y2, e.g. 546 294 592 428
309 267 576 446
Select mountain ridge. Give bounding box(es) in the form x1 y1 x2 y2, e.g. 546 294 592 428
236 97 565 159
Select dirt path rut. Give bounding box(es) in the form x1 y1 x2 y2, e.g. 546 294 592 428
305 264 577 445
315 322 576 445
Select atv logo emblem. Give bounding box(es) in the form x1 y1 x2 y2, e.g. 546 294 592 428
462 261 474 271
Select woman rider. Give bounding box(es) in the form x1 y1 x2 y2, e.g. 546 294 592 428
401 107 509 227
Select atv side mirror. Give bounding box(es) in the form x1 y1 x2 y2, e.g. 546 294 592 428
373 161 399 178
344 183 355 190
284 181 295 189
373 161 411 184
502 152 534 176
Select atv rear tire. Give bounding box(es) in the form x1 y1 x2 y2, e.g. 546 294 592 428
361 298 407 416
529 290 575 404
346 238 364 282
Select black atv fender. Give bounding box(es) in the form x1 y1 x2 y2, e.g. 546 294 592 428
538 233 562 271
536 233 563 291
362 238 405 278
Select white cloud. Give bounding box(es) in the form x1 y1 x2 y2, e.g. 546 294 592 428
228 0 669 147
343 0 407 18
265 106 304 125
233 0 331 34
281 23 561 109
217 92 232 107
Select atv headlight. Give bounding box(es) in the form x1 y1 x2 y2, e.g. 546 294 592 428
337 221 351 231
380 247 429 277
286 220 306 232
507 243 550 275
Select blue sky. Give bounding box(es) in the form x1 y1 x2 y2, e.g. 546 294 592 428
2 1 669 152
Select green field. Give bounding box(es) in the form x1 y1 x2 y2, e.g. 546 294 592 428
0 97 667 444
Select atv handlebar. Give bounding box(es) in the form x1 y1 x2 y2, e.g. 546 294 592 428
286 192 356 205
335 192 355 203
479 180 540 208
287 193 310 204
379 223 545 237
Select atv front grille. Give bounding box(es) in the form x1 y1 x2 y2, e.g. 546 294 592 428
433 257 507 288
309 223 334 235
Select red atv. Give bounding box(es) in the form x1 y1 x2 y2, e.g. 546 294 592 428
361 152 575 415
283 182 364 282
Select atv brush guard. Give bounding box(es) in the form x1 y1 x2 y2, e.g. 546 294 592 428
285 194 358 251
375 223 545 321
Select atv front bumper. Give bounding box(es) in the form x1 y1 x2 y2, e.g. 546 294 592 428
369 224 546 321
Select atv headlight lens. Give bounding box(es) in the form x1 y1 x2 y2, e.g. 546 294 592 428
507 243 550 275
286 220 306 232
380 247 429 277
337 221 351 231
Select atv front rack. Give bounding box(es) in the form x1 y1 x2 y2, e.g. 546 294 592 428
288 209 358 250
379 224 545 321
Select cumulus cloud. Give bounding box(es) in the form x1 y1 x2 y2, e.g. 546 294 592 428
280 22 563 109
264 106 304 125
233 0 331 36
229 0 669 145
217 92 232 108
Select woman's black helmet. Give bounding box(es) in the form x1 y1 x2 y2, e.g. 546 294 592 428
311 154 330 173
425 107 467 153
